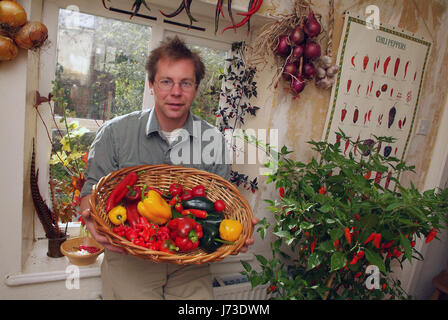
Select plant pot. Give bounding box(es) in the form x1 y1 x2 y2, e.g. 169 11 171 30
47 232 68 258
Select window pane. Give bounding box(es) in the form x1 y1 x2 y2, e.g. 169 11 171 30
54 9 151 120
188 44 228 125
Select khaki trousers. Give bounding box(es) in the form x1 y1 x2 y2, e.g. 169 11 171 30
101 250 214 300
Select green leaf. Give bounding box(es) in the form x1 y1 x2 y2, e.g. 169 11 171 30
319 203 332 213
399 233 412 263
273 230 291 238
241 260 252 272
385 202 403 211
255 254 268 266
365 248 386 273
300 221 314 230
307 252 323 271
360 214 378 230
330 252 347 272
329 228 344 241
318 240 335 253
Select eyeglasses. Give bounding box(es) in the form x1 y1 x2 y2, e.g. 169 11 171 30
156 78 196 92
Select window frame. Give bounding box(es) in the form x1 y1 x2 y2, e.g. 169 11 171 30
36 0 244 238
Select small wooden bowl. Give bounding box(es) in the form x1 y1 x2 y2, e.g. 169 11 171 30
60 237 104 266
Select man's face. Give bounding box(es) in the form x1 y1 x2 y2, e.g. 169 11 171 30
149 57 198 129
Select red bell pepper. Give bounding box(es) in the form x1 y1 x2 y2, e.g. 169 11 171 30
167 217 203 252
180 189 193 201
159 239 179 253
169 183 183 197
125 185 141 202
192 185 206 198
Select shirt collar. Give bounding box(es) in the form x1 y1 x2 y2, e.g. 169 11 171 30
146 109 197 138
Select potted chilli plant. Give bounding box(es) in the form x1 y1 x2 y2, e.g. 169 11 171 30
241 131 448 299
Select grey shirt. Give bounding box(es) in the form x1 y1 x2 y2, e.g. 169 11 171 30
81 109 231 197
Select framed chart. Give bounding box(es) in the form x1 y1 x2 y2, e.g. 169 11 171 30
322 13 432 187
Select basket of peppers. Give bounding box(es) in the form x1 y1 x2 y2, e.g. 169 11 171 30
89 164 254 265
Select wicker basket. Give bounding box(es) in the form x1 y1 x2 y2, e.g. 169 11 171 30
89 164 254 265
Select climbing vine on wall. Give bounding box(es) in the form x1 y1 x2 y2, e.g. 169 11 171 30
208 41 260 192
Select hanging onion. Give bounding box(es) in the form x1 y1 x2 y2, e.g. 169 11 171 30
0 1 27 29
14 21 48 49
0 34 18 61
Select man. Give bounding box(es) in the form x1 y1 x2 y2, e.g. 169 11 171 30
80 36 257 300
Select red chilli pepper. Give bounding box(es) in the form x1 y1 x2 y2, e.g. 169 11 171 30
404 61 410 79
373 233 382 249
351 53 357 67
344 227 352 245
106 172 139 212
344 139 350 155
237 0 262 16
181 209 207 219
318 186 326 195
394 57 400 77
383 56 391 75
363 55 369 70
341 106 347 122
279 187 285 198
310 236 316 254
350 254 358 265
353 107 359 123
347 79 352 93
126 202 141 229
174 202 183 213
169 195 180 206
425 228 437 243
364 233 375 245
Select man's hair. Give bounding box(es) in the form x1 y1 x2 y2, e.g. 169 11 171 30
145 36 205 85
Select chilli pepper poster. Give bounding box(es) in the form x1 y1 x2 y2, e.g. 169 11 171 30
322 13 432 189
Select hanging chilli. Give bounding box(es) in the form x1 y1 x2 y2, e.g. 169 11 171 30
222 0 263 33
227 0 237 33
215 0 225 34
131 0 151 19
184 0 198 26
160 0 197 26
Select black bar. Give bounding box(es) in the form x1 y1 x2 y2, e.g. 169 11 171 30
163 19 206 32
109 7 157 21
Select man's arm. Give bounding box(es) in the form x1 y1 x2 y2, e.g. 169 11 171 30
80 195 127 254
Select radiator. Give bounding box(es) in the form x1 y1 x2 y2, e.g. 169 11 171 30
213 274 272 300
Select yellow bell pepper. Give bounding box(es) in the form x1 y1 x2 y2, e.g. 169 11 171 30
137 190 172 225
108 205 127 225
219 219 243 242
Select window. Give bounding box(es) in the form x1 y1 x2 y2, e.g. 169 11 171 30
54 9 152 122
164 32 230 125
37 1 238 237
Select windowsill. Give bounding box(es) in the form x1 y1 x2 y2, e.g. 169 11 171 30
6 223 253 287
5 226 103 287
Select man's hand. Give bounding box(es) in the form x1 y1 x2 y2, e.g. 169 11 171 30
238 217 259 253
80 195 127 254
